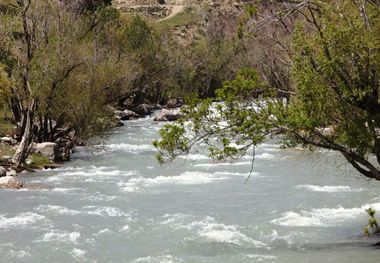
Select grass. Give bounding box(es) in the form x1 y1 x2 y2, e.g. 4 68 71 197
0 109 16 137
29 154 53 168
0 143 15 158
156 7 199 28
0 121 15 137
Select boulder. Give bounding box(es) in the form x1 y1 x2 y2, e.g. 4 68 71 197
114 110 128 121
154 108 183 122
33 142 59 161
0 136 16 145
135 104 155 116
123 109 139 119
114 109 140 121
58 147 71 162
6 169 17 177
0 176 23 189
1 156 12 162
165 98 183 109
0 166 6 177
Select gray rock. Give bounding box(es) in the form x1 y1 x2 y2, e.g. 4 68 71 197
123 109 139 119
154 108 183 122
165 98 183 109
0 137 16 145
0 176 23 189
33 142 59 161
6 169 17 177
1 156 12 162
135 104 155 116
114 110 128 121
115 109 140 121
58 147 71 162
0 166 6 177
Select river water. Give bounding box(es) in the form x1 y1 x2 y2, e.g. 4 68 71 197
0 117 379 262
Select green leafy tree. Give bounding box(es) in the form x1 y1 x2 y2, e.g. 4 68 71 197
154 0 380 181
0 0 135 165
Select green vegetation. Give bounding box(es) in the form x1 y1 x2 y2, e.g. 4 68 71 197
364 208 380 236
157 7 198 28
0 0 244 166
29 154 53 168
0 143 14 157
155 1 380 181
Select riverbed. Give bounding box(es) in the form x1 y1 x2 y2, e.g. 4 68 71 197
0 117 379 262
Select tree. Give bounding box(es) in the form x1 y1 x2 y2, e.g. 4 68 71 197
154 0 380 181
0 0 135 165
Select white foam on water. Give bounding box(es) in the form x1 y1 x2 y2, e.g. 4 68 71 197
9 249 31 258
257 143 281 150
187 217 268 248
83 206 131 218
51 187 82 193
131 255 183 263
178 153 210 161
159 214 267 248
271 202 380 227
262 230 304 248
81 193 117 202
119 224 130 233
194 161 252 168
295 185 362 193
39 231 80 243
0 212 46 229
245 254 277 261
70 248 86 260
255 153 276 160
42 166 136 184
36 205 81 216
95 228 114 235
119 171 227 192
106 143 155 153
271 211 324 227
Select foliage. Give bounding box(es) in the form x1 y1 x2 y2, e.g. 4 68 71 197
157 7 198 29
0 63 11 105
154 1 380 181
29 154 52 168
364 208 380 236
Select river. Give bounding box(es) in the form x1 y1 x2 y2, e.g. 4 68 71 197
0 117 379 262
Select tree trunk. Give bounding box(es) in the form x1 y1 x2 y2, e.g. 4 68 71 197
12 99 36 167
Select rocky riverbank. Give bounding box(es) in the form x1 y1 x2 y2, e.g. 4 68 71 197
0 99 184 189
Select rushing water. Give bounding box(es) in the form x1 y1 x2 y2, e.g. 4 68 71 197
0 117 380 262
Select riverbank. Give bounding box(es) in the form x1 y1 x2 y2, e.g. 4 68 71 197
0 101 184 189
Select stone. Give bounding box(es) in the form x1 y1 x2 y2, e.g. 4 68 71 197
58 147 71 162
165 98 178 108
6 169 17 177
115 109 139 121
33 142 59 161
0 176 23 189
114 110 128 121
0 136 16 145
0 166 6 177
1 156 12 162
135 104 155 116
154 108 183 122
165 98 183 109
123 109 139 119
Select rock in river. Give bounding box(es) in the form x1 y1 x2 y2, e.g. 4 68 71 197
33 142 59 161
154 108 183 122
0 176 23 189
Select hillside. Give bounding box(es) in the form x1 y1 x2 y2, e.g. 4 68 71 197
113 0 247 46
